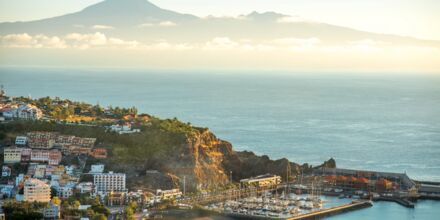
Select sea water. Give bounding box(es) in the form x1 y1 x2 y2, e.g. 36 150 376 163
1 68 440 219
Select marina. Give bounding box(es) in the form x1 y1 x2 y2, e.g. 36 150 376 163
203 191 372 219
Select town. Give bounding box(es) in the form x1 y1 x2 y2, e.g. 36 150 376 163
1 87 440 220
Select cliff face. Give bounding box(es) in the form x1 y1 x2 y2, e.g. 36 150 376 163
164 130 234 191
154 129 335 191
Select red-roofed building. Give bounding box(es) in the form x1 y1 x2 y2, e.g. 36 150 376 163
90 148 108 159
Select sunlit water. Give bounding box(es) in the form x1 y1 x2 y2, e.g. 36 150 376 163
1 68 440 219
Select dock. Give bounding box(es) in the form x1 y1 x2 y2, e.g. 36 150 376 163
373 197 415 208
286 200 372 220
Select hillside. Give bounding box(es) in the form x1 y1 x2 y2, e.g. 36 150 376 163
0 119 335 192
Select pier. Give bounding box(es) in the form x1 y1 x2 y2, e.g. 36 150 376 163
372 197 414 208
287 200 372 220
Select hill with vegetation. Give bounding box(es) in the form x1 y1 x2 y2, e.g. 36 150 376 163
0 96 335 192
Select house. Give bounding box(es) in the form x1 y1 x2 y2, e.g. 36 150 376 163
15 136 27 145
15 174 25 187
1 166 11 177
0 106 18 119
76 182 94 194
0 185 14 198
3 147 23 163
108 123 141 134
240 174 282 188
107 192 126 206
34 165 47 179
90 164 105 174
17 104 43 120
43 203 60 219
90 148 107 159
48 150 62 165
57 184 75 199
45 165 65 177
24 178 51 202
20 148 32 162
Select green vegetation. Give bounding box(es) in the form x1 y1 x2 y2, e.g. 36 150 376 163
125 201 138 220
0 116 206 165
14 96 138 121
60 195 110 219
2 201 46 220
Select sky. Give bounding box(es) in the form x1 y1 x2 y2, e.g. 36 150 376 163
0 0 439 72
0 0 439 41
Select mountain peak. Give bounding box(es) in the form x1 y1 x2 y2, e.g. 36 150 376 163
73 0 197 25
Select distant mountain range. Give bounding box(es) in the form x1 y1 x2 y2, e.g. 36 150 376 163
0 0 438 47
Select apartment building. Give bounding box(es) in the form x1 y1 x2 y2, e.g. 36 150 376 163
3 147 23 163
24 178 51 202
30 149 62 165
27 132 58 149
94 172 126 195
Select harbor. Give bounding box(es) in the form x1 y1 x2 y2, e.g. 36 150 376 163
203 193 372 220
183 168 440 220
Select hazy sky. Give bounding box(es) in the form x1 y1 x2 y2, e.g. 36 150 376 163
0 0 439 40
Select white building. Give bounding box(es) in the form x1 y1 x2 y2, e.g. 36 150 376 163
17 104 43 120
90 164 105 174
57 185 74 199
1 166 11 177
65 166 76 175
94 172 126 195
15 174 25 187
3 147 22 163
15 136 28 145
43 203 60 219
76 182 94 194
156 189 182 200
24 178 51 202
108 124 141 134
0 106 18 119
240 174 282 188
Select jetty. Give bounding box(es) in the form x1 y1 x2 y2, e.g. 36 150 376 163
287 200 372 220
372 197 414 208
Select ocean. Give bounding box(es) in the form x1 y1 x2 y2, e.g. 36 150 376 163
1 67 440 219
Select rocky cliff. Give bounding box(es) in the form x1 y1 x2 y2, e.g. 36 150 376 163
125 128 336 191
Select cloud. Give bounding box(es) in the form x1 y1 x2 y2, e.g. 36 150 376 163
91 25 115 30
137 21 177 28
277 16 309 23
0 33 67 49
273 37 321 46
137 23 154 28
159 21 177 27
1 33 439 61
0 32 140 50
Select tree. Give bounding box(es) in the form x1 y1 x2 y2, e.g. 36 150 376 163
125 206 134 220
51 197 62 206
93 214 107 220
73 200 81 209
86 208 95 218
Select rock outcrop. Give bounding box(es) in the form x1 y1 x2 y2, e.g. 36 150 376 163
142 129 336 191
